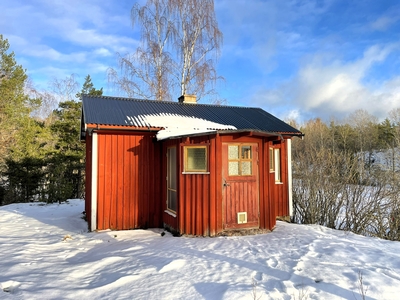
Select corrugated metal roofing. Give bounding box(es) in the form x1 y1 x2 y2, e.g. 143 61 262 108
82 95 302 136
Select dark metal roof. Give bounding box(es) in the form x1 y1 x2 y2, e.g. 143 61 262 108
82 95 302 136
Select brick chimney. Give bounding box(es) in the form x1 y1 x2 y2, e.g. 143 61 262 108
178 94 197 104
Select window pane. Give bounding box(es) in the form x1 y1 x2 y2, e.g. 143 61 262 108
274 148 281 182
168 190 177 212
168 148 176 189
269 148 274 171
187 147 206 171
228 145 239 159
241 161 252 175
241 146 252 159
229 161 239 175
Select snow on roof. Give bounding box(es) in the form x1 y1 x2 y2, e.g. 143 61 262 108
125 113 236 140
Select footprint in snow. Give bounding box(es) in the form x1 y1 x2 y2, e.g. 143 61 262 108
267 257 278 268
253 271 263 281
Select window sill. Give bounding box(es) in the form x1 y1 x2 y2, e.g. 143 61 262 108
182 172 210 175
164 210 176 217
275 181 283 185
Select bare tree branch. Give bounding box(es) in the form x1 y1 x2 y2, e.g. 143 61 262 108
108 0 223 102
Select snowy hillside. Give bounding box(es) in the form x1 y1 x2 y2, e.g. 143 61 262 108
1 200 400 299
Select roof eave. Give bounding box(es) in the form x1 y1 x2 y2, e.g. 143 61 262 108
161 129 303 141
85 124 163 131
217 129 303 139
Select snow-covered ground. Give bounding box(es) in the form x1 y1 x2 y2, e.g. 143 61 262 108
1 200 400 299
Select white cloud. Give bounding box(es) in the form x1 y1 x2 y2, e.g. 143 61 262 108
0 0 139 93
216 0 337 85
1 0 138 57
287 45 400 121
286 109 300 122
46 17 138 52
249 44 400 123
94 48 112 57
371 16 398 31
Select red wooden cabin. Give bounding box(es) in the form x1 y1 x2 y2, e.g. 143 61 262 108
81 95 303 236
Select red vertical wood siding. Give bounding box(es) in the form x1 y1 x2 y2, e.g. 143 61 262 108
178 136 211 236
95 131 162 230
209 135 218 236
161 136 213 236
264 139 290 228
259 138 269 230
273 140 289 217
86 128 292 236
215 134 223 234
160 133 292 236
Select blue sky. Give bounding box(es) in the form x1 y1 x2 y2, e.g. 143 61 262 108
1 0 400 123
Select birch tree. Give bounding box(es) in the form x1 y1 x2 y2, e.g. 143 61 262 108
109 0 222 102
170 0 222 99
109 0 172 100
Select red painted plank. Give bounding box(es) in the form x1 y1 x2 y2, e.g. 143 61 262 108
215 135 223 233
95 132 162 231
209 135 217 236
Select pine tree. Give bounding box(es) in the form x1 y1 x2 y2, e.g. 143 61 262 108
1 72 103 205
0 35 54 204
76 74 103 99
47 75 103 201
0 34 32 169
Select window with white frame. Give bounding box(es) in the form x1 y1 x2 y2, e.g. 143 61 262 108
270 147 281 183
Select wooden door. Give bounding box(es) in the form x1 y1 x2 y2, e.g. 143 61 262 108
222 143 259 229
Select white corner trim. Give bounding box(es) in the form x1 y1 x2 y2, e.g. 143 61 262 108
287 139 293 217
91 132 98 231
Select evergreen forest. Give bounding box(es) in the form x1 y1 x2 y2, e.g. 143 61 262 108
0 34 102 205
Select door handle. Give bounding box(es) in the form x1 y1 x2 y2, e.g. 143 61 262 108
223 180 230 187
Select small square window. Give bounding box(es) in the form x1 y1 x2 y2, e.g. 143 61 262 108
241 161 252 175
241 146 252 159
229 161 239 175
228 145 239 159
184 146 207 172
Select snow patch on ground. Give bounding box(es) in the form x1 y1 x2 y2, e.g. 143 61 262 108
1 280 21 293
1 200 400 299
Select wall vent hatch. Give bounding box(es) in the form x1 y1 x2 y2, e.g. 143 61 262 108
237 212 247 224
